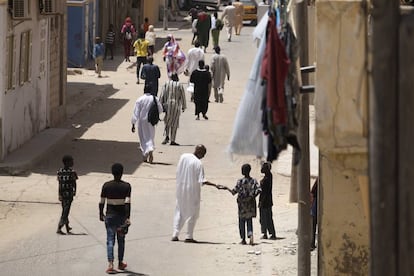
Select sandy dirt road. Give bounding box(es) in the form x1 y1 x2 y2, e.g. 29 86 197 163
0 19 317 276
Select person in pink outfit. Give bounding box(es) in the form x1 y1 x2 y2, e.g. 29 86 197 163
162 34 186 79
120 17 136 62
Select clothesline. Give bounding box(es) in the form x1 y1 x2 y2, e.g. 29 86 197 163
228 1 301 165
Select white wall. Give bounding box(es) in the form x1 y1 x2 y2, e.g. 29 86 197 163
0 5 6 121
1 1 49 158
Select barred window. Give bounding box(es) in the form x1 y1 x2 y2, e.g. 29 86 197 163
40 0 60 14
10 0 31 19
39 20 47 77
19 30 32 85
6 35 16 91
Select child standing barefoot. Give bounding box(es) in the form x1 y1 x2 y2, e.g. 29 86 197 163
57 155 78 234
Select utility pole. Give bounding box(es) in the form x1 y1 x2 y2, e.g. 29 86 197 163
295 0 311 275
369 0 399 275
163 0 168 30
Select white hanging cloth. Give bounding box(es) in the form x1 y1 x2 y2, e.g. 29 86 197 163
227 14 270 159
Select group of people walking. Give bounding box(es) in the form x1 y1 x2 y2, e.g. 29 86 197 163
55 148 278 273
128 27 231 165
56 156 131 273
57 6 285 274
120 17 157 63
190 1 244 49
92 17 158 80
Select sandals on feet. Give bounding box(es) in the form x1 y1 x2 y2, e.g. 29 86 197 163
118 262 127 270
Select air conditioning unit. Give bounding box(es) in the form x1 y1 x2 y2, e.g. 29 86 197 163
9 0 31 20
39 0 59 15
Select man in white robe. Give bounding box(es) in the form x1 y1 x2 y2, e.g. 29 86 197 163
185 41 205 75
131 87 163 163
210 46 230 103
221 2 236 42
171 145 217 242
185 42 205 102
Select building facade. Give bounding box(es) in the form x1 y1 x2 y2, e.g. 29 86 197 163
315 1 369 274
0 0 67 160
67 0 99 67
68 0 159 67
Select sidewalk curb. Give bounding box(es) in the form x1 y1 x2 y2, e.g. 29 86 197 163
0 128 70 176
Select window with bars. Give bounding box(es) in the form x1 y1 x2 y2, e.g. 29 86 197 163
39 21 46 77
9 0 31 19
19 30 32 85
39 0 58 14
6 35 16 91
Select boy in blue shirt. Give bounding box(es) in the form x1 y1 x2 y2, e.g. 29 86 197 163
93 36 105 77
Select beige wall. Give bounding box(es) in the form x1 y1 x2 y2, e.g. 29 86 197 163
0 1 66 159
319 153 369 275
315 1 368 151
49 12 67 127
315 0 369 274
144 0 164 24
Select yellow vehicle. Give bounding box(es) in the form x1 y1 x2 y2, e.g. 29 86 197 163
240 0 258 25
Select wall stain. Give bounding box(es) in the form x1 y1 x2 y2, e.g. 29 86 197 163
334 233 369 275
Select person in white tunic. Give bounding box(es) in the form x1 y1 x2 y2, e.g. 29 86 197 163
221 2 236 42
185 41 205 76
185 41 205 101
210 46 230 103
171 145 217 242
131 86 163 163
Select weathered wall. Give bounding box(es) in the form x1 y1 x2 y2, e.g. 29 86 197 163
0 3 6 159
315 0 368 152
315 0 369 274
397 9 414 275
0 0 66 159
319 153 369 275
49 11 67 126
0 3 6 100
144 0 160 24
2 2 48 158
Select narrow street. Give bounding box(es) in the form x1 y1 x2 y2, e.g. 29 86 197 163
0 17 317 276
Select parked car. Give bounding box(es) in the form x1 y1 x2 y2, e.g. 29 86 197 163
177 0 230 10
240 0 258 25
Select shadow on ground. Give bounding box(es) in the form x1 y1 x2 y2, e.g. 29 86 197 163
28 18 194 176
32 81 147 175
34 138 144 175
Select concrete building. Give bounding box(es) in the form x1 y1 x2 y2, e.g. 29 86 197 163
67 0 165 67
314 0 369 274
67 0 99 67
98 0 162 43
0 0 67 160
71 0 164 67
